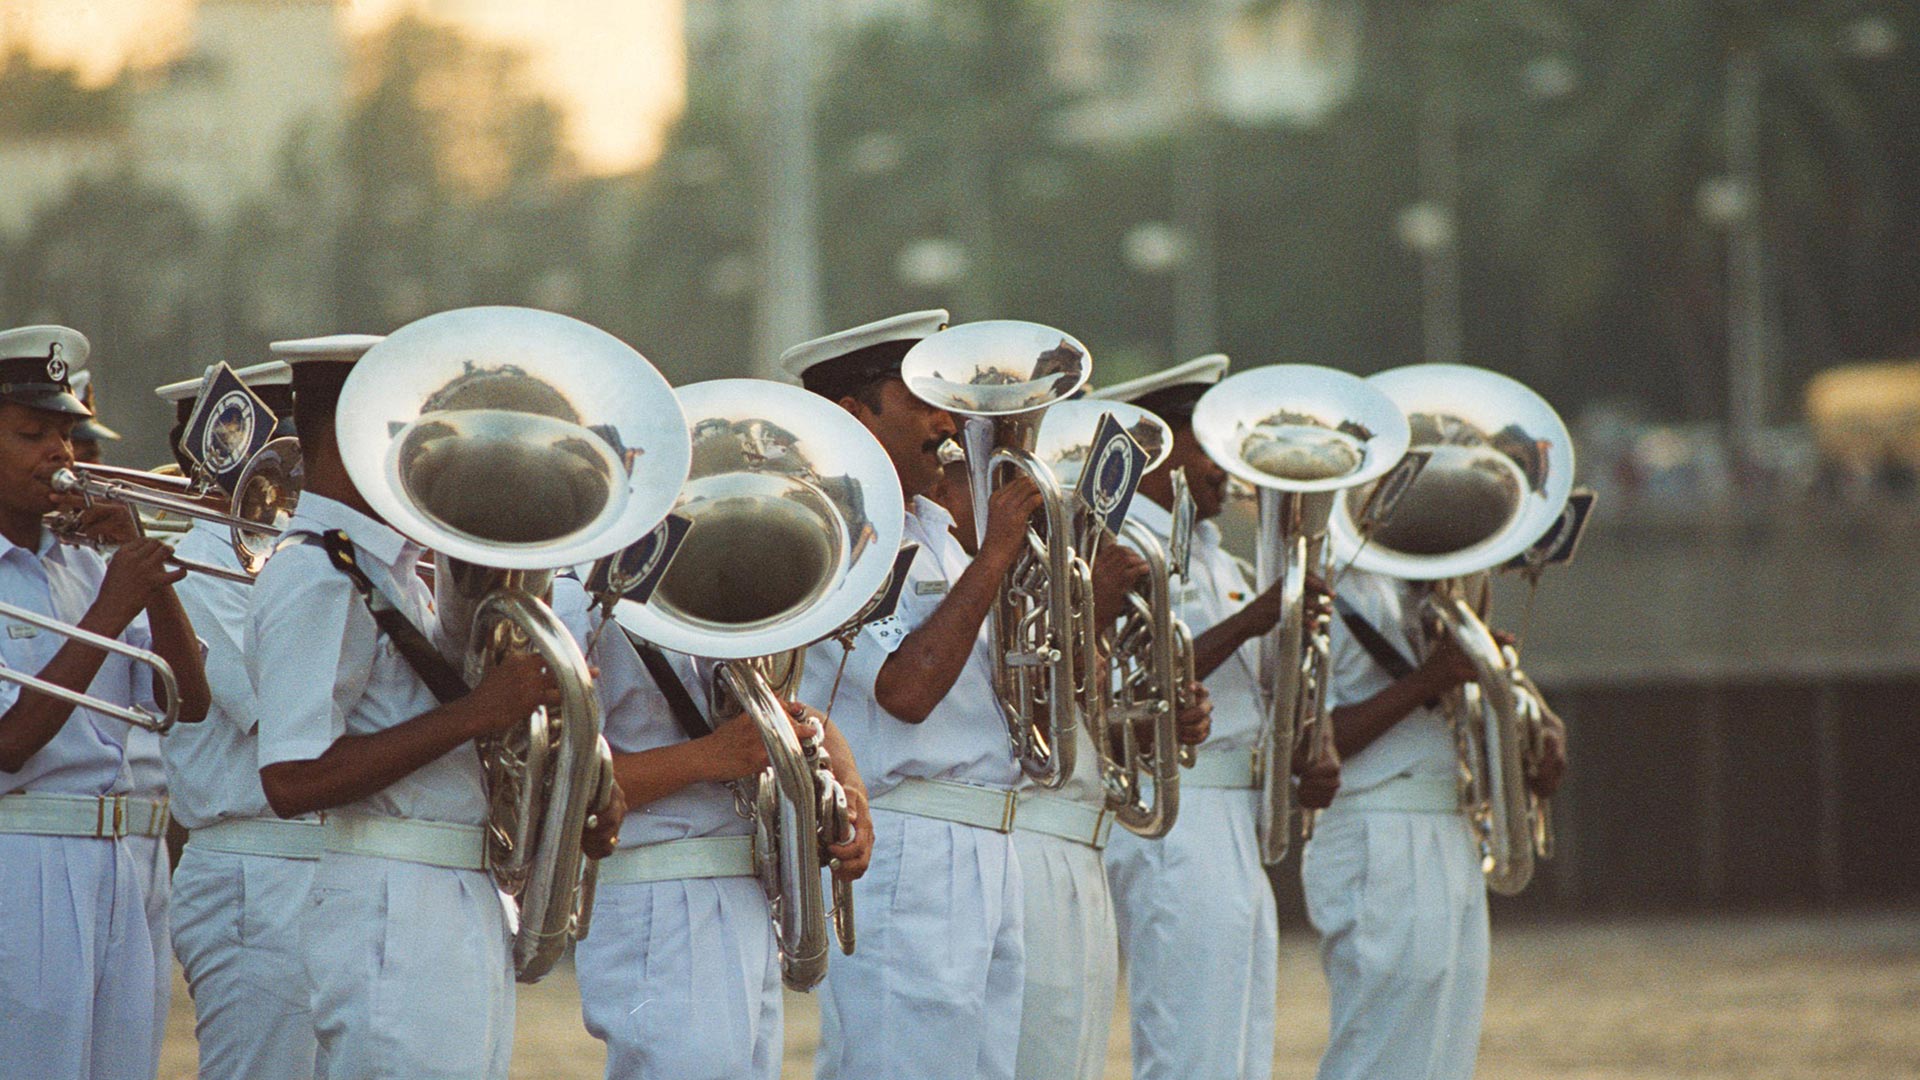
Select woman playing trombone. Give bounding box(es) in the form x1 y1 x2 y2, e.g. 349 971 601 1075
0 323 211 1080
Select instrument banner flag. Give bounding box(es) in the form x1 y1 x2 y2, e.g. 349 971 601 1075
179 363 278 494
1079 411 1149 539
589 512 692 605
1507 488 1596 572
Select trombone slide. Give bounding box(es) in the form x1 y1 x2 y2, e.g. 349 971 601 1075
0 599 181 732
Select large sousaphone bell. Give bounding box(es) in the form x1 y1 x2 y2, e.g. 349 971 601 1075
337 305 692 981
900 320 1092 787
1327 363 1575 894
1194 365 1410 865
1035 398 1189 838
614 378 905 992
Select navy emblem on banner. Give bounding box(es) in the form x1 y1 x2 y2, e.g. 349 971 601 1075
588 512 692 606
180 364 278 494
1078 410 1149 538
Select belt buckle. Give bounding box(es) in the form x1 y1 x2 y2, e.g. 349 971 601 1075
1092 808 1114 849
999 791 1017 834
1248 747 1265 788
95 794 126 838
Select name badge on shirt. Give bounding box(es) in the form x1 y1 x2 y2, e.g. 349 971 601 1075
6 623 38 639
914 579 949 597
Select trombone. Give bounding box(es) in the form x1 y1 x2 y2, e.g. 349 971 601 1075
48 440 303 584
0 602 182 732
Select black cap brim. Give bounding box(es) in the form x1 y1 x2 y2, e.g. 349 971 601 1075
73 419 122 441
3 389 92 417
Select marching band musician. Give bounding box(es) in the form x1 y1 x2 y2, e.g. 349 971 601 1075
248 335 623 1080
551 580 873 1080
1091 355 1341 1080
1303 568 1565 1080
75 364 177 1072
0 324 211 1080
922 452 1217 1080
785 310 1037 1080
157 356 322 1080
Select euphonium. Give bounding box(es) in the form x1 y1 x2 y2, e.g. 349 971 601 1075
1035 399 1188 838
336 306 692 981
1194 366 1410 865
900 321 1092 787
614 378 905 992
1327 363 1575 895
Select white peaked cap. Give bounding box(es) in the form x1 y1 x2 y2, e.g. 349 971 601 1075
778 309 949 383
1086 353 1230 404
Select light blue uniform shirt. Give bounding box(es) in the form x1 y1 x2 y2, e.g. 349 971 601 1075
249 494 486 826
0 528 153 796
164 519 296 828
799 495 1021 798
1323 568 1457 794
552 579 747 848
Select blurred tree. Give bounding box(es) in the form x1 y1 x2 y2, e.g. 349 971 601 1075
0 49 129 135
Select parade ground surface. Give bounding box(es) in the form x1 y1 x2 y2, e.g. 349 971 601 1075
158 908 1920 1079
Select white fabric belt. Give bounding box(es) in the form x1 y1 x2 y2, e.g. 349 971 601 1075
0 793 170 839
1324 773 1459 815
321 813 488 870
1015 792 1113 850
871 778 1019 834
1185 747 1259 789
187 817 324 860
597 835 756 886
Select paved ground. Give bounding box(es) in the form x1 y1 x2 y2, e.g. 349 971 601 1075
159 908 1920 1079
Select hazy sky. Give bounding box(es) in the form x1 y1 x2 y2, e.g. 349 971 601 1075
0 0 685 172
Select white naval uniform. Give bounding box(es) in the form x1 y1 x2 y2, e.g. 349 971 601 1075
1012 722 1117 1080
1302 569 1487 1080
124 722 172 1068
802 495 1025 1080
166 519 320 1080
0 529 161 1080
553 583 783 1080
251 494 513 1080
1102 499 1279 1080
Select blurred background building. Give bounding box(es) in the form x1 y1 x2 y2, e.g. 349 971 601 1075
4 0 1919 916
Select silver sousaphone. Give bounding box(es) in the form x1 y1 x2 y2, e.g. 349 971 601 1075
337 305 692 982
1327 363 1575 895
1194 365 1410 865
613 378 905 992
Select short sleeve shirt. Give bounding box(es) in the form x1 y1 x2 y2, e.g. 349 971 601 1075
796 496 1020 798
249 494 486 826
0 529 154 797
1323 568 1457 793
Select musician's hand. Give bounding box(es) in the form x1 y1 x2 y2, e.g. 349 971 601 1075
581 781 626 860
704 705 819 783
1529 721 1567 799
1293 737 1341 810
826 783 872 881
1175 682 1212 747
88 538 186 633
1090 543 1149 625
469 651 561 735
1416 633 1477 693
71 502 142 547
978 475 1044 569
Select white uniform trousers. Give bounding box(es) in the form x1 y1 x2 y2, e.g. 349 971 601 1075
125 832 173 1069
1012 829 1117 1080
170 846 318 1080
300 852 514 1080
575 875 782 1080
1300 809 1488 1080
0 834 158 1080
1104 786 1277 1080
817 808 1025 1080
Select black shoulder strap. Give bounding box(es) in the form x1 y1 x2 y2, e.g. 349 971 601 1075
284 528 470 706
1332 594 1417 680
623 628 712 741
